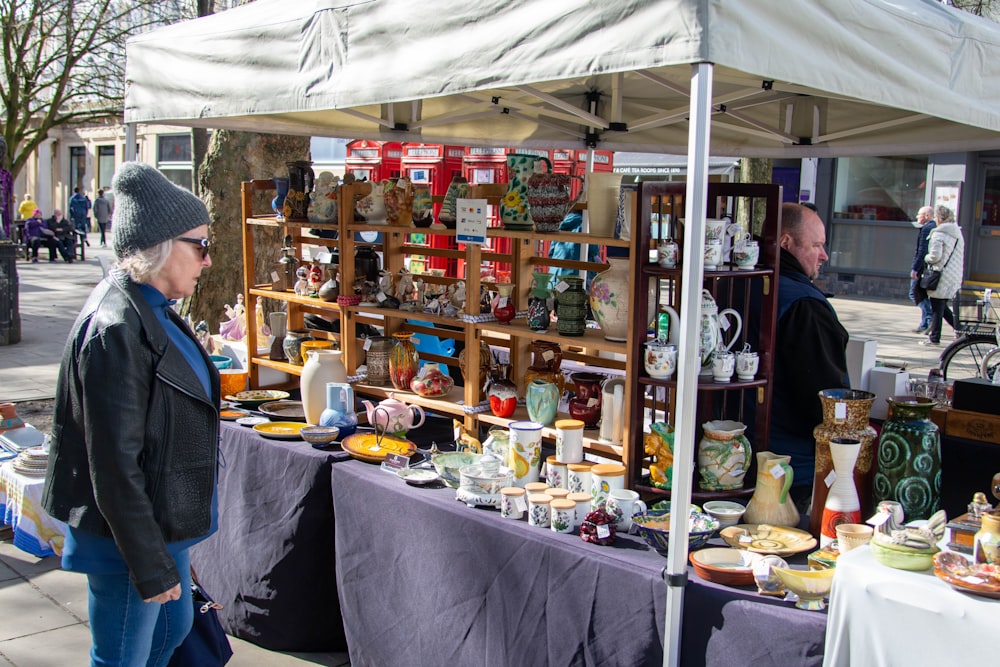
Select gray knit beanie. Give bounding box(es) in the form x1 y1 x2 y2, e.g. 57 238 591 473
111 162 210 258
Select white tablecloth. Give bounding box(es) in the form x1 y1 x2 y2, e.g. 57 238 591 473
823 545 1000 666
0 462 65 557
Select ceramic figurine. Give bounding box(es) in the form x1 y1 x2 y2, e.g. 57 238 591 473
254 297 270 343
307 171 340 223
294 267 310 296
396 269 416 304
449 281 467 313
219 294 247 341
969 491 994 518
308 261 324 297
194 320 215 353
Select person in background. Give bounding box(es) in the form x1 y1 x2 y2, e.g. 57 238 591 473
18 193 38 220
770 202 850 509
69 187 92 247
919 205 965 347
46 209 75 262
42 162 218 666
93 188 113 247
24 208 58 262
909 206 935 333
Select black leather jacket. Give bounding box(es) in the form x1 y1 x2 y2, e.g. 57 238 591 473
43 270 220 598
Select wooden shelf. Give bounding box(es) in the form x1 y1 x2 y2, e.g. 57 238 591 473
641 264 775 279
250 285 343 311
345 305 471 329
476 407 624 460
349 382 468 419
346 222 630 247
476 319 628 355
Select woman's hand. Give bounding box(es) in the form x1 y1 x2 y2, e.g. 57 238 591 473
144 584 182 604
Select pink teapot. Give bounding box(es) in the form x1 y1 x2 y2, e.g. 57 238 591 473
361 393 426 435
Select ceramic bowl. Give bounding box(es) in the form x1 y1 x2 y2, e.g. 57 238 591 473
702 501 746 528
300 425 340 445
632 509 720 557
771 566 835 610
689 547 763 586
870 541 936 571
431 452 482 489
835 523 874 553
209 355 233 370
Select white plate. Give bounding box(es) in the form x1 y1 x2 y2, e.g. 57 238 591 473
397 468 439 486
236 416 270 428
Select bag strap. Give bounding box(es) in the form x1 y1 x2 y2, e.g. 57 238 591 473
931 233 958 271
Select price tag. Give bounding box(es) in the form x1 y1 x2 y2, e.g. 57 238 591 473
556 280 569 293
739 534 753 544
963 575 986 585
770 463 785 478
835 402 847 421
597 524 611 539
515 495 528 512
720 315 730 332
867 511 891 527
496 297 508 308
363 337 372 351
376 291 387 303
380 453 409 473
270 270 279 282
587 397 599 407
824 470 837 488
456 198 488 245
542 350 554 362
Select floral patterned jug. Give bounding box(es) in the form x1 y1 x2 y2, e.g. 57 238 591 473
500 153 552 230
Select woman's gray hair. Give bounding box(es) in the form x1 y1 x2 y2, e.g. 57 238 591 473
117 238 174 284
935 205 954 222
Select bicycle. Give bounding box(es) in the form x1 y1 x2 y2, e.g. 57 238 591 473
939 288 1000 382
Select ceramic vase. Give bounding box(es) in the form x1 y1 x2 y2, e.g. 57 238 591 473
526 272 553 332
356 180 388 224
500 154 551 230
585 172 623 237
568 372 603 428
459 340 493 404
820 437 862 548
492 283 516 324
283 161 315 221
524 340 565 395
810 388 878 537
318 267 339 302
526 171 582 233
300 349 348 425
388 332 420 391
744 452 800 527
282 329 313 366
526 379 559 426
411 185 434 227
268 311 287 361
438 175 470 228
319 382 357 438
271 177 289 218
555 276 587 337
410 362 454 397
488 364 518 418
974 510 1000 565
307 172 339 223
354 245 381 283
0 403 24 432
873 396 941 521
589 257 630 342
364 335 393 386
697 420 752 491
384 178 413 226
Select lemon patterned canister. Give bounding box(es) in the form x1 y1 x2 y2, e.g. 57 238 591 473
590 463 626 510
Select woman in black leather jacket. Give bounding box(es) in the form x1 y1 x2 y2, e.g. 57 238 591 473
43 162 219 666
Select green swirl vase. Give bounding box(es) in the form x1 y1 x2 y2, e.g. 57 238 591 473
873 396 940 521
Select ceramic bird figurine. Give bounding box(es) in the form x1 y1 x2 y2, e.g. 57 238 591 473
872 508 946 552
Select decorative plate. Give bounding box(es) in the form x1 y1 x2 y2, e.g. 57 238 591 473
235 416 270 428
720 524 818 556
341 433 417 463
258 400 306 422
220 408 251 421
226 389 291 407
933 551 1000 599
397 468 439 486
252 421 306 440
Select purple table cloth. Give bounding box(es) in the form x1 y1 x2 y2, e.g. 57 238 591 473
332 460 827 667
190 420 351 652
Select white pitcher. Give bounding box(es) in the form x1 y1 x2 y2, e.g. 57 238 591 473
699 290 742 373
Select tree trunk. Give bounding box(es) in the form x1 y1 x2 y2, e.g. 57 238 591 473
738 157 773 237
184 130 310 333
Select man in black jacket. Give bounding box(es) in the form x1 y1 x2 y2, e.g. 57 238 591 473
909 206 935 333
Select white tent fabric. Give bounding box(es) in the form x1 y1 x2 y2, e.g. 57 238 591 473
124 2 1000 665
125 0 1000 157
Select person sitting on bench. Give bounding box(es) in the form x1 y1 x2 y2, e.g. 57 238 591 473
47 209 76 262
25 209 59 262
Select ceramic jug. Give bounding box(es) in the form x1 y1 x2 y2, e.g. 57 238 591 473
284 160 315 221
743 452 800 527
526 170 583 232
585 172 623 237
319 382 358 438
699 290 742 374
438 175 470 228
500 153 552 229
696 420 751 491
300 349 348 425
356 179 389 224
384 177 414 226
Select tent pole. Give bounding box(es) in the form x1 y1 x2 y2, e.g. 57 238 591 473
125 124 138 162
662 60 713 667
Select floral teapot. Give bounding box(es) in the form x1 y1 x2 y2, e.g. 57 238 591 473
699 289 742 374
361 393 426 436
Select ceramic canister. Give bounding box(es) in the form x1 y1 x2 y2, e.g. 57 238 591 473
546 456 568 489
524 482 550 495
527 493 552 528
555 419 585 463
509 420 544 487
568 492 593 526
590 463 626 510
546 488 570 502
550 499 577 534
500 487 526 520
568 462 593 494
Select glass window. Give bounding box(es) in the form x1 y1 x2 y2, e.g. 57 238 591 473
69 146 86 193
97 146 115 190
157 135 192 163
832 156 928 221
159 168 193 191
311 137 348 162
828 221 916 273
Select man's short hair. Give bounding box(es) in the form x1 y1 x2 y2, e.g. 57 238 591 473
781 202 815 241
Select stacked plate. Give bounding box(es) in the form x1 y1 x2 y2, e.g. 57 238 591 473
12 446 49 477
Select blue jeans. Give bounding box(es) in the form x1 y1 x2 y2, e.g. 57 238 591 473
909 277 933 327
87 549 193 667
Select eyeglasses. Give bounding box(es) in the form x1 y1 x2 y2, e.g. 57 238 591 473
177 237 210 259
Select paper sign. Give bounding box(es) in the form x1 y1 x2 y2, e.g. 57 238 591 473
456 198 488 244
315 251 334 264
770 464 785 478
270 270 279 282
380 453 409 473
556 281 569 293
542 350 554 362
824 470 837 488
597 524 611 539
363 337 372 351
835 402 847 420
496 296 508 308
515 495 527 512
376 291 387 303
867 511 891 527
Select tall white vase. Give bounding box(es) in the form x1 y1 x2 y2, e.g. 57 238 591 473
585 172 622 237
300 349 348 425
589 257 630 342
820 437 862 548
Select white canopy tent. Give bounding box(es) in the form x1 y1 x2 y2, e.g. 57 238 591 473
124 1 1000 664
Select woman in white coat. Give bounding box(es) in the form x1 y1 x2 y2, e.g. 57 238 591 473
920 205 965 346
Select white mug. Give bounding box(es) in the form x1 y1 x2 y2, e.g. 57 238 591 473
736 350 759 381
705 218 728 242
644 341 678 379
704 239 723 270
712 350 736 382
734 240 759 270
508 420 544 487
606 489 647 532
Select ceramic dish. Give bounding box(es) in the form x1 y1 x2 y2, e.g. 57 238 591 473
341 433 417 463
933 551 1000 598
397 468 439 486
702 500 747 528
431 452 483 489
632 509 720 557
252 421 306 440
771 566 835 611
870 540 936 571
689 548 763 586
258 400 306 422
300 425 340 445
720 524 818 556
226 389 291 408
235 416 270 428
220 408 251 421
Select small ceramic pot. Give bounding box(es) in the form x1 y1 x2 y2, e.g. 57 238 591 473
546 456 568 489
555 419 585 464
736 349 759 381
644 341 678 379
657 239 679 268
550 499 577 534
712 350 736 383
568 462 593 494
500 487 526 520
527 493 552 528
